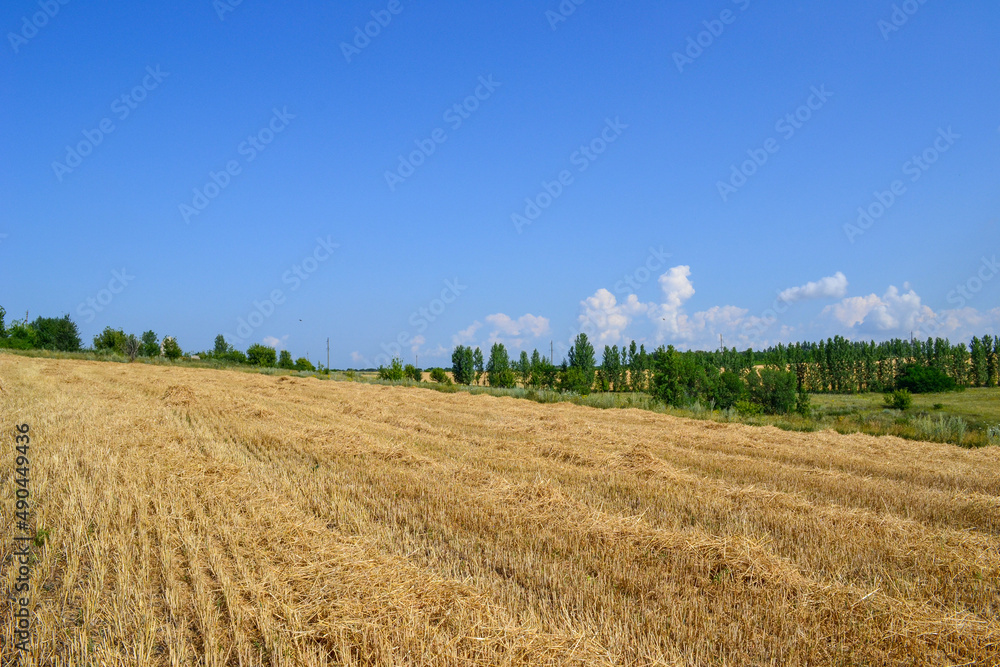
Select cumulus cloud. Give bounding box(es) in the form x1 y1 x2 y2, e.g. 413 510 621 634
452 321 482 345
778 272 848 303
262 335 289 349
350 351 366 364
578 289 648 345
485 313 550 338
409 334 425 356
823 285 932 332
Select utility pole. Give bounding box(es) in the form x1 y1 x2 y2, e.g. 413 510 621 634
550 341 553 364
416 353 419 368
327 338 330 374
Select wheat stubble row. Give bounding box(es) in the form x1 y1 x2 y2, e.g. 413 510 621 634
1 356 998 665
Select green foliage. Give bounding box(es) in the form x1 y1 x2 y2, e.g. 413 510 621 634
746 368 797 414
294 357 315 372
404 364 422 382
278 350 294 369
31 315 81 352
93 327 128 354
883 389 913 411
896 363 957 393
473 347 484 384
162 337 183 360
429 367 451 384
122 334 141 361
650 345 682 406
517 350 531 388
378 357 405 381
246 343 276 366
988 425 1000 446
711 370 745 410
0 319 39 350
214 334 230 356
567 333 595 393
0 305 5 337
795 388 812 417
486 343 515 388
451 346 476 385
734 399 764 417
140 331 160 357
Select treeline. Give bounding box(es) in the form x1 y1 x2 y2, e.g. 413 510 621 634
0 307 318 371
450 332 1000 415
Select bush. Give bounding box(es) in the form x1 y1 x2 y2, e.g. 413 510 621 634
988 425 1000 446
913 414 967 445
0 320 39 350
429 367 451 384
162 337 182 360
896 364 957 393
795 388 811 417
93 327 128 354
378 357 405 381
734 400 764 417
404 364 422 382
294 357 315 372
746 368 797 414
246 343 276 367
883 389 913 411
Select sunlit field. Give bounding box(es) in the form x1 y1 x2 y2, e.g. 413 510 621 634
2 354 999 666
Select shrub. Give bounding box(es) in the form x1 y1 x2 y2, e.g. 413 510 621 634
896 364 956 393
795 388 812 417
294 357 315 372
378 357 405 381
913 414 967 445
988 425 1000 446
429 367 451 384
162 337 183 360
734 400 764 417
746 368 797 414
883 389 913 411
93 327 128 354
0 320 39 350
246 343 276 367
404 364 422 382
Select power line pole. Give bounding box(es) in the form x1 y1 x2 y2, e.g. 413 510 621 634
327 337 330 374
550 341 553 364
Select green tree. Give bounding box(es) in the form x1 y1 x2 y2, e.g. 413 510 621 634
162 337 183 360
0 306 5 337
278 350 294 369
140 331 160 357
650 345 683 406
451 346 475 384
294 357 315 372
486 343 515 388
566 333 595 393
93 327 128 354
31 315 81 351
517 350 531 387
378 356 405 380
429 367 451 384
746 368 797 414
473 347 484 384
0 319 39 350
214 334 230 356
404 364 422 382
246 343 276 366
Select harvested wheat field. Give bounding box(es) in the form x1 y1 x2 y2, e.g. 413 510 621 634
1 355 999 666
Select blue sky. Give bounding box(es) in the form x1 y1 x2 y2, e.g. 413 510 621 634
2 0 999 368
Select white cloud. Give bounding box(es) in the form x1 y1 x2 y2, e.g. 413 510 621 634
578 289 648 345
262 335 289 349
452 321 482 345
350 351 366 364
823 285 932 332
485 313 550 338
778 271 848 303
409 335 425 355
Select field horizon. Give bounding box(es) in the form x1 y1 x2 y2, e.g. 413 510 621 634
2 354 999 665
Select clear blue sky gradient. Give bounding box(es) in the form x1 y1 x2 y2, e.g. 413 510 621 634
2 0 999 367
